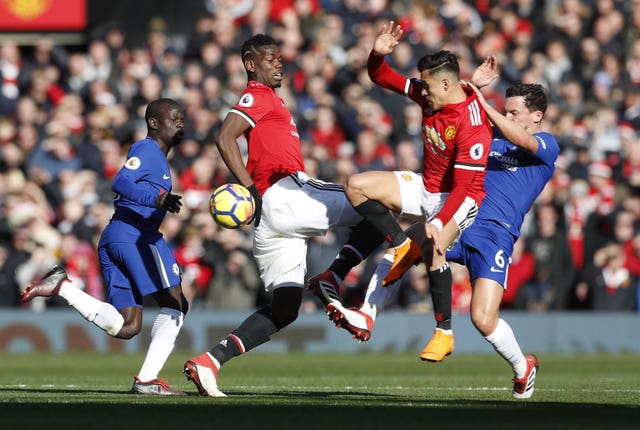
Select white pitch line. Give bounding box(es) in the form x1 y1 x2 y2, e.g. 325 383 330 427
225 385 640 394
3 385 640 395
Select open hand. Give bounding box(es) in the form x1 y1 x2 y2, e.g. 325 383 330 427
372 20 403 56
471 55 499 89
426 222 443 255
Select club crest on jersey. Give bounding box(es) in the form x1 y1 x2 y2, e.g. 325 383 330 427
469 143 485 160
423 125 447 151
401 173 413 181
173 263 180 276
239 94 254 107
444 125 456 140
125 156 141 170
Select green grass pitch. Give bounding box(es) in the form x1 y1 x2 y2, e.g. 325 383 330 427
1 351 639 429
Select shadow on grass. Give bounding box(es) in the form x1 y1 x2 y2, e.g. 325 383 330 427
0 392 638 430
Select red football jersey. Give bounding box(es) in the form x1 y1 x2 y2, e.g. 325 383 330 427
229 80 305 195
368 53 492 225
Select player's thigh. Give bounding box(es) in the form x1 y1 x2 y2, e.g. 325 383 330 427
263 175 361 236
253 234 307 290
99 244 140 309
103 240 181 299
347 171 403 212
465 225 514 284
398 171 453 220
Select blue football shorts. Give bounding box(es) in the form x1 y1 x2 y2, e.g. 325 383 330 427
98 238 182 309
446 219 516 288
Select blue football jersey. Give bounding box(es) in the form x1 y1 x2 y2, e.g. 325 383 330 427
100 137 173 243
477 131 559 237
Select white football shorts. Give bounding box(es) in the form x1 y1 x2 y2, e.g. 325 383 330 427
254 172 362 290
393 170 479 235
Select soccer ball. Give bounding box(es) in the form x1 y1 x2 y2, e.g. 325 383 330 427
209 183 255 229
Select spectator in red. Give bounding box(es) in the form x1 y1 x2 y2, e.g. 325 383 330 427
59 232 104 301
353 128 394 172
577 242 638 311
175 224 214 304
586 161 616 216
308 105 346 159
502 237 536 309
623 232 640 277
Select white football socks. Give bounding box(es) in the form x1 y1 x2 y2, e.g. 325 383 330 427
361 253 397 320
58 281 124 337
484 318 527 378
137 307 184 381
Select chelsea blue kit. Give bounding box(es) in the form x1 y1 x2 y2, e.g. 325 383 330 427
98 137 181 309
447 131 559 285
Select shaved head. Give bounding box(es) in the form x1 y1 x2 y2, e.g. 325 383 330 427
145 98 181 125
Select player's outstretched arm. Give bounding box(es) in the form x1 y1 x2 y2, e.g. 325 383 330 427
468 82 538 153
372 20 403 57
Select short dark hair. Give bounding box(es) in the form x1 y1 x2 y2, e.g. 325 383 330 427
241 34 278 61
506 84 548 114
145 98 180 124
417 50 460 77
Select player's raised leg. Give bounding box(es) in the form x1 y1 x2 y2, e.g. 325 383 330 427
328 253 401 341
21 265 125 337
308 220 385 310
345 171 421 286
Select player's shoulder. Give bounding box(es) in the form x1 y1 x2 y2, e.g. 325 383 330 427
127 138 164 163
237 81 276 107
132 136 161 150
534 131 560 153
128 137 151 153
244 81 275 97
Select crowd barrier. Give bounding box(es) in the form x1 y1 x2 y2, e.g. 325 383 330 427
1 309 639 354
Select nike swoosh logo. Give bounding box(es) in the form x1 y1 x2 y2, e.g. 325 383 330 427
163 174 170 180
490 267 504 273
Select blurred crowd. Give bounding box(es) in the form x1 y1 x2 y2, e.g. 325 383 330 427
1 0 639 314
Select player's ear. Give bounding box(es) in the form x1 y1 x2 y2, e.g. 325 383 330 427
533 110 543 124
245 59 256 73
147 116 158 130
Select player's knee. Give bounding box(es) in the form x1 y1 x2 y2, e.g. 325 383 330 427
470 312 496 337
345 174 365 198
116 317 142 339
271 287 302 329
116 324 141 340
275 305 299 328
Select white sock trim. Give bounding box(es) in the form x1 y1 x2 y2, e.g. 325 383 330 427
207 352 221 370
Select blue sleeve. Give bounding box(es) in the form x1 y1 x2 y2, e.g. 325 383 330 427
112 168 161 208
112 143 166 208
534 132 560 166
